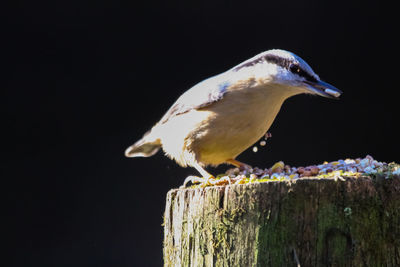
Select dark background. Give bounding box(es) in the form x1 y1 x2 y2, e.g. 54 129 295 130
5 0 398 266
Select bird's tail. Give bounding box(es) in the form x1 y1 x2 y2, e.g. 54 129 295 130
125 130 161 158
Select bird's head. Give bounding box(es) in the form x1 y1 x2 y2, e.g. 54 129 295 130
232 49 342 99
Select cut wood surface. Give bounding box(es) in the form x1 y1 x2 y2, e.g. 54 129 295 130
163 176 400 266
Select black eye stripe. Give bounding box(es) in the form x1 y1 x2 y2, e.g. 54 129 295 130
290 64 317 82
290 64 301 73
263 54 291 69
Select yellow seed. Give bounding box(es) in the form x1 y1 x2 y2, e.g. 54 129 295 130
271 161 285 172
331 161 340 166
249 174 257 182
237 178 247 184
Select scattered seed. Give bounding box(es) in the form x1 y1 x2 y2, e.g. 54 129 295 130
185 155 398 188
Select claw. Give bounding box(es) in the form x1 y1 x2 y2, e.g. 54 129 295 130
181 176 204 188
181 175 215 188
181 174 233 188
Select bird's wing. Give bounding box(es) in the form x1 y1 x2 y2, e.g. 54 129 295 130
159 75 230 124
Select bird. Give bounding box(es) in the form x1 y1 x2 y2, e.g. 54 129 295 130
125 49 342 186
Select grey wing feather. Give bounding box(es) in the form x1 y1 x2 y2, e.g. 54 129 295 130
160 75 230 124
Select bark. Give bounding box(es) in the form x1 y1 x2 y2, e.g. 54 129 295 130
163 176 400 266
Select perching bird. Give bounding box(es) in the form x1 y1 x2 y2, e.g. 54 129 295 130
125 49 342 185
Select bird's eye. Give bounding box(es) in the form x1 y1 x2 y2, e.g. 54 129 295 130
290 64 301 74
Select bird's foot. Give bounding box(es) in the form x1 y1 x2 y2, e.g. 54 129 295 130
181 175 208 188
181 174 232 188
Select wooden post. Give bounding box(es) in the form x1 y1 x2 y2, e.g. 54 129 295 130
163 176 400 266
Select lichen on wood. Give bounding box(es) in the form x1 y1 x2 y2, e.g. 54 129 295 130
163 175 400 266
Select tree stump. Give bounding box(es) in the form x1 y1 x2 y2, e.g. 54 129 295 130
163 176 400 266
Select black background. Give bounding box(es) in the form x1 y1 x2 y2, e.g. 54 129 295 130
5 0 398 266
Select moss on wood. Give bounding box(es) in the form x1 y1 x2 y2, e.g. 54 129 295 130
163 176 400 266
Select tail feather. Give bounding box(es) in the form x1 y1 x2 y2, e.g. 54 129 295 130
125 131 161 158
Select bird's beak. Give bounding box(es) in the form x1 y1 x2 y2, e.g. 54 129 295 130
303 80 343 99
